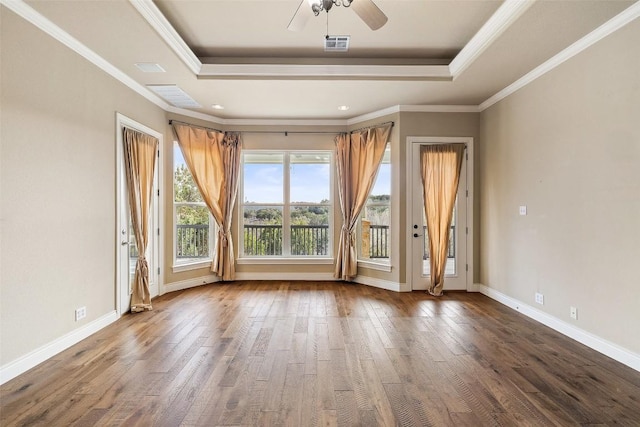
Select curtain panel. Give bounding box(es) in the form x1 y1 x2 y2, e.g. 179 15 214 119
123 127 159 312
420 143 465 296
334 124 392 281
172 123 242 280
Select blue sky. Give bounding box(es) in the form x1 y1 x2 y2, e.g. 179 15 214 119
175 146 391 204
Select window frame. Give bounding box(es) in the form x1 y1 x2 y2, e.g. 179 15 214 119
239 149 334 261
172 141 216 272
357 144 391 270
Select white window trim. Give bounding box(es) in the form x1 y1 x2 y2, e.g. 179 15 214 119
172 260 212 273
357 259 392 272
237 257 334 265
240 150 334 259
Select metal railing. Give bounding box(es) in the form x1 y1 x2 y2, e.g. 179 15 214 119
243 224 329 256
369 225 389 258
243 224 282 256
176 224 209 258
291 225 329 256
174 223 455 260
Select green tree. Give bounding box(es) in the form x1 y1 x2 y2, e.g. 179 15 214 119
174 164 209 225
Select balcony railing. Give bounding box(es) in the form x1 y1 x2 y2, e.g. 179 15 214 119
243 224 329 256
173 223 455 260
176 224 209 259
244 224 282 256
365 224 455 260
369 225 389 258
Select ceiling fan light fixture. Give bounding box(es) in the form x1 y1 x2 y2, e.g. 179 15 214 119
308 0 352 16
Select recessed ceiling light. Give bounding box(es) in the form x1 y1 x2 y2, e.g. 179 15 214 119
211 104 225 110
338 105 350 111
135 63 165 73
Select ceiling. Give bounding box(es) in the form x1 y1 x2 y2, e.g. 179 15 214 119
18 0 637 121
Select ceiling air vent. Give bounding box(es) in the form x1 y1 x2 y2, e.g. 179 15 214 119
135 62 165 73
147 85 201 108
324 35 350 52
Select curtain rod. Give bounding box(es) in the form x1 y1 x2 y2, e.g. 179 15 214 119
169 119 224 133
348 121 395 134
168 119 394 136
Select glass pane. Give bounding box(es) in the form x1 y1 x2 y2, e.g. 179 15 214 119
243 153 283 204
128 219 137 295
290 206 329 256
361 205 390 259
174 145 203 203
176 205 210 261
243 206 283 256
368 147 390 203
290 152 331 203
422 200 456 276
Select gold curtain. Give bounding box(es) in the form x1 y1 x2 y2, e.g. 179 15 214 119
123 128 158 312
334 124 392 280
172 123 242 281
420 144 465 296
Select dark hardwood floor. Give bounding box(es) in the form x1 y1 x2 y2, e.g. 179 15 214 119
1 281 639 426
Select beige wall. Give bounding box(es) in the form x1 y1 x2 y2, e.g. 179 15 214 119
479 21 640 353
0 10 166 365
398 112 481 285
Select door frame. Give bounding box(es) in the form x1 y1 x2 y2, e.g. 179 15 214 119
405 136 474 292
115 113 164 317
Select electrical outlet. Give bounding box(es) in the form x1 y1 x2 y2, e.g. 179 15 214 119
535 292 544 305
75 306 86 321
570 306 578 320
519 205 527 216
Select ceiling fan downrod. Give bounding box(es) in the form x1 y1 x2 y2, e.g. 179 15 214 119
309 0 353 17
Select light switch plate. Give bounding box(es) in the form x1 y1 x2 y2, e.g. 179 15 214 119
519 205 527 216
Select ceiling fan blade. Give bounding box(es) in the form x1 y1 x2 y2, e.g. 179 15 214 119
351 0 388 31
288 0 313 32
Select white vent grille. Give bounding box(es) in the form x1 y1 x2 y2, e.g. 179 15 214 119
324 35 350 52
147 85 201 108
135 63 165 73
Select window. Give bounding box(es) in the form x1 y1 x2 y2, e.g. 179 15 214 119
359 145 390 263
241 151 332 258
173 143 214 268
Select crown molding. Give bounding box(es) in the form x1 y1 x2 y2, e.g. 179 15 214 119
165 106 225 125
449 0 535 79
479 1 640 112
345 104 479 126
346 105 401 125
398 105 480 113
127 0 202 75
199 63 452 80
1 0 170 112
224 118 347 127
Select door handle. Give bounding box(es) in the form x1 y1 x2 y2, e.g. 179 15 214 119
121 240 129 246
413 233 422 238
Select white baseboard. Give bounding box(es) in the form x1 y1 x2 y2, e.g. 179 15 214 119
234 272 337 281
163 274 220 294
353 275 409 292
478 284 640 372
0 310 118 385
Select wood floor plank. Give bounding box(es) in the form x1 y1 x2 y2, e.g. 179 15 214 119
2 281 639 427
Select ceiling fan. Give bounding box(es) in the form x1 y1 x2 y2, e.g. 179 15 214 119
288 0 388 32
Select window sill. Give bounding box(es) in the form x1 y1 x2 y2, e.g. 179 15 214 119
237 257 334 265
172 260 212 273
357 259 392 272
